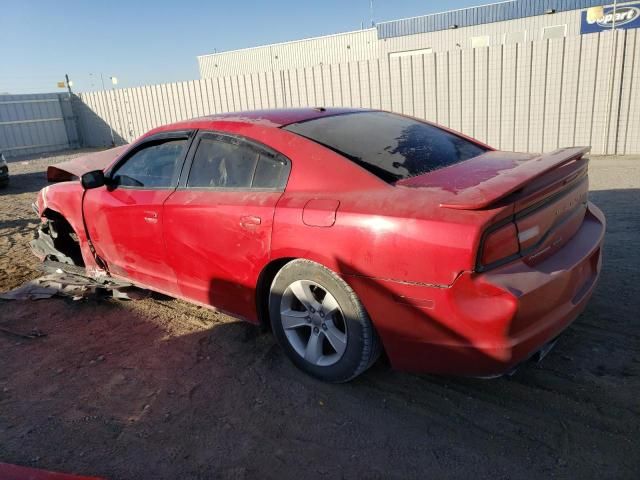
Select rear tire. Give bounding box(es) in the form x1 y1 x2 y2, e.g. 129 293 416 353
269 259 381 382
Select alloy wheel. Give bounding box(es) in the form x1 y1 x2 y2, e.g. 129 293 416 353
279 279 348 367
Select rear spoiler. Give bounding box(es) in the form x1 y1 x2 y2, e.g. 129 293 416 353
440 147 590 210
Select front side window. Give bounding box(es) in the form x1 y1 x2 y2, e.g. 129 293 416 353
284 111 487 183
187 135 289 189
111 139 187 188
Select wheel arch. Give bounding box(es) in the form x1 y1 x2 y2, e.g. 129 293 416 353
264 256 384 382
254 254 376 333
42 206 71 224
36 207 85 266
255 257 297 331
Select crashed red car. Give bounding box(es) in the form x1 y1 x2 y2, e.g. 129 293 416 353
31 108 605 382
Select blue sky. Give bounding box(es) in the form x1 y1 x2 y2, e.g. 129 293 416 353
0 0 483 94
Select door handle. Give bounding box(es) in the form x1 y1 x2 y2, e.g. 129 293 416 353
144 210 158 224
240 215 261 229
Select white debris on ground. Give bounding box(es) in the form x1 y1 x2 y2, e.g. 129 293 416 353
0 269 146 301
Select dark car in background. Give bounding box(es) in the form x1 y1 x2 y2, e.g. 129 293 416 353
0 152 9 187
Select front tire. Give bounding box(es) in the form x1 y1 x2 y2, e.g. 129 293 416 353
269 259 381 382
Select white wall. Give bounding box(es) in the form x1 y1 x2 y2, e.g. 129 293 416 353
198 30 378 79
79 30 640 155
198 11 583 79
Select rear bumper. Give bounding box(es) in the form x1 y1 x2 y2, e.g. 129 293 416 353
348 202 605 376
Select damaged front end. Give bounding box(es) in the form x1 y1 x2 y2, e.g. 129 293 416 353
30 208 85 267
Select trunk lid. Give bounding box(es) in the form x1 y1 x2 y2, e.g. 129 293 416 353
396 147 591 269
396 147 589 210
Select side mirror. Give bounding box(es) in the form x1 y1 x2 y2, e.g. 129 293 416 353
81 170 106 189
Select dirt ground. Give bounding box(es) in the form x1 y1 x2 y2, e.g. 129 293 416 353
0 150 638 480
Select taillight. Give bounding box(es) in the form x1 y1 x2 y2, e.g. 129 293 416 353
480 222 519 267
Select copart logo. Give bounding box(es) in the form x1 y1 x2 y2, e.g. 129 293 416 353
588 6 640 27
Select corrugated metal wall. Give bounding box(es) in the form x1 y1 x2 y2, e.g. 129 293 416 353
198 29 378 78
78 29 640 155
379 10 582 55
376 0 605 38
0 93 80 158
197 4 601 78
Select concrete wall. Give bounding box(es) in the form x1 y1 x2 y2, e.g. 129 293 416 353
78 29 640 155
0 93 80 158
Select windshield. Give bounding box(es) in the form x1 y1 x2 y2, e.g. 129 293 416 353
284 111 488 183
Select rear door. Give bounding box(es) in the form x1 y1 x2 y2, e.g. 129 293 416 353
83 131 192 293
163 131 290 320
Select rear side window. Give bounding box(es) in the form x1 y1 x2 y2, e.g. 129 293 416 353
284 111 487 183
188 137 258 188
187 135 290 189
253 154 289 189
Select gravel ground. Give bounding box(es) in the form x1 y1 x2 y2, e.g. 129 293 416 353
0 150 638 479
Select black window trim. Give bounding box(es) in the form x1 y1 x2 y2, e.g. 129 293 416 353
105 130 195 191
178 129 292 192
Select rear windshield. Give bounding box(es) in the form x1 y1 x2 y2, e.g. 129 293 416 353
283 111 488 183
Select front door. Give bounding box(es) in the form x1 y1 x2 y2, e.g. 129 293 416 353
83 132 192 293
163 131 290 320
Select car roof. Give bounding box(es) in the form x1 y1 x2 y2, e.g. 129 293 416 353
151 107 370 133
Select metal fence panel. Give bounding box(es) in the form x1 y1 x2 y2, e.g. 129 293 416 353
0 93 79 157
618 30 640 154
76 30 640 155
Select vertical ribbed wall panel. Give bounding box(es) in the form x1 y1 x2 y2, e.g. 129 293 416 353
618 30 639 154
436 52 450 127
543 37 565 152
0 93 72 157
399 57 413 115
501 43 517 151
592 32 616 153
371 60 383 110
528 40 548 152
412 56 426 119
513 41 532 152
460 49 475 137
312 65 325 107
448 50 463 132
487 45 503 148
605 31 628 154
574 33 598 148
474 47 489 143
74 30 638 155
558 36 581 149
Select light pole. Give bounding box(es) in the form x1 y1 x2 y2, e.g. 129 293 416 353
370 0 374 27
65 74 73 94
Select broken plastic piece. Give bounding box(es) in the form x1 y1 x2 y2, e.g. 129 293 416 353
0 270 144 302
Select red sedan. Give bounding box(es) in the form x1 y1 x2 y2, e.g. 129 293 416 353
32 108 605 382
